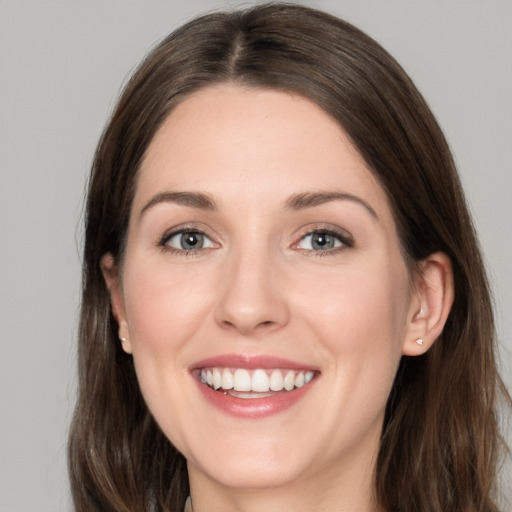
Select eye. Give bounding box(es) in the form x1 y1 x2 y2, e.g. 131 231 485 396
164 230 215 251
296 229 352 252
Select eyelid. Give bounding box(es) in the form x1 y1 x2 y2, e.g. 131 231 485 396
156 222 352 256
166 231 215 249
291 225 354 253
158 224 220 253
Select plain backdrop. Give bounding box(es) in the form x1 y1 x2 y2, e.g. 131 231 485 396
1 1 510 510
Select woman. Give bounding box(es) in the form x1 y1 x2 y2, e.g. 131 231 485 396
68 3 511 511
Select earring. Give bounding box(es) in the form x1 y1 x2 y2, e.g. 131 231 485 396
416 338 424 345
120 337 127 343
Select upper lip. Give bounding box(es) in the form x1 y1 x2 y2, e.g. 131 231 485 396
190 353 320 372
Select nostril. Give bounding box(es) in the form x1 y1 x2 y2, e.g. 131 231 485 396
219 318 278 335
214 276 291 334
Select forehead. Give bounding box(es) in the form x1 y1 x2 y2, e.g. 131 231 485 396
135 84 391 219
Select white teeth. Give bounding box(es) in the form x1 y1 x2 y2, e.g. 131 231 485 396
200 367 316 393
284 370 295 391
213 368 222 390
233 369 252 391
221 368 234 390
251 369 270 392
269 369 284 391
228 390 276 399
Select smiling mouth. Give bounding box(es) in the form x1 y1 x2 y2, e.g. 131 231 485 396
199 367 317 398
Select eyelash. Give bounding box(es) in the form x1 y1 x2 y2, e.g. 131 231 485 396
293 226 354 257
158 225 215 257
157 225 354 257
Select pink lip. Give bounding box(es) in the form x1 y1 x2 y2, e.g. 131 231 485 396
190 353 319 419
191 353 319 371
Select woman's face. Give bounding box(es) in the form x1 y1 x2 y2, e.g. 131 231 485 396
106 85 420 493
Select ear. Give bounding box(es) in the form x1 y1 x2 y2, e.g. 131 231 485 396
100 253 132 354
402 252 454 356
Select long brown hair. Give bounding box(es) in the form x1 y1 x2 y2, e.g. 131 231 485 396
68 3 511 511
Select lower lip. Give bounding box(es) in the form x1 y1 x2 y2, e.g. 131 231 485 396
195 379 316 419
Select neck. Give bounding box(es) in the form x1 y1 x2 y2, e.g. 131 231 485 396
187 452 383 512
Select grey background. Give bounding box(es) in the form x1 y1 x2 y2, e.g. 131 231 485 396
1 1 510 510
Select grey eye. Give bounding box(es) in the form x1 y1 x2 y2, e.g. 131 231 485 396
166 231 214 251
298 232 343 251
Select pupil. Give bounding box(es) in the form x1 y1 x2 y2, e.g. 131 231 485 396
312 233 333 250
181 232 203 250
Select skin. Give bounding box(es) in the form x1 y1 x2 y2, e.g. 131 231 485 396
103 84 454 512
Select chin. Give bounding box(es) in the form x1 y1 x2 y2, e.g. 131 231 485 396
190 453 308 490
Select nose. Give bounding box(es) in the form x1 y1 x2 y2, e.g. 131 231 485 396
214 246 290 336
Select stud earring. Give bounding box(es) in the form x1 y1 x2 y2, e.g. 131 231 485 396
120 337 127 343
416 338 424 345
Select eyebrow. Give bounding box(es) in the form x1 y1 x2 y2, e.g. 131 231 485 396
140 191 217 217
139 189 378 220
285 191 378 219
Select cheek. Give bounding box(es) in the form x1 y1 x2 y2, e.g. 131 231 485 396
119 262 211 445
303 265 409 447
119 260 207 408
303 260 409 345
123 259 213 353
297 260 410 403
